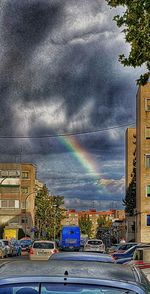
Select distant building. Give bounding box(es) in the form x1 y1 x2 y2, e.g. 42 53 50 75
61 209 125 237
0 163 38 237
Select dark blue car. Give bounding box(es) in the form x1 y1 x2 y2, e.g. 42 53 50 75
112 243 150 260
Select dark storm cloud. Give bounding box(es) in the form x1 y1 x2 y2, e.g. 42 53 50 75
0 0 138 138
0 0 63 135
0 0 140 209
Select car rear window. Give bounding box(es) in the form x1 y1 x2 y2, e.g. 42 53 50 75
33 242 54 249
87 240 102 245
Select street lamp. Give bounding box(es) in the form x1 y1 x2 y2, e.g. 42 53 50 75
24 190 36 237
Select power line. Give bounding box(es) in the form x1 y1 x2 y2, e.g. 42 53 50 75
0 122 135 139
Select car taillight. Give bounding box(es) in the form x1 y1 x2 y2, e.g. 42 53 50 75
112 256 118 260
52 249 59 254
30 248 34 255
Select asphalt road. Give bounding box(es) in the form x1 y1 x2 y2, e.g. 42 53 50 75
0 254 29 265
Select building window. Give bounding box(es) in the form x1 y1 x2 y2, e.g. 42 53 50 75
0 200 19 209
21 217 28 224
145 99 150 111
21 187 29 194
1 200 7 208
147 215 150 226
145 127 150 139
145 155 150 168
8 200 15 208
21 201 28 209
22 172 29 179
146 185 150 197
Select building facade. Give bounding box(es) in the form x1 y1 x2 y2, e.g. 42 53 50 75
136 82 150 242
0 163 37 237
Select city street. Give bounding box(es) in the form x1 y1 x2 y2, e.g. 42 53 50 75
0 254 29 266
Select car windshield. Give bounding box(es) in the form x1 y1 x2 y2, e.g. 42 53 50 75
20 240 32 245
33 242 54 249
87 241 102 245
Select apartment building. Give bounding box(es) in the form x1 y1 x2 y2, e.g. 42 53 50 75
0 163 37 237
136 82 150 242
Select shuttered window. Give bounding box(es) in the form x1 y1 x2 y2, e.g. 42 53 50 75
145 155 150 168
147 215 150 226
147 185 150 197
146 127 150 139
0 200 19 208
146 99 150 111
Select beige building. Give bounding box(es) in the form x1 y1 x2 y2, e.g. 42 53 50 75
0 163 37 237
136 82 150 242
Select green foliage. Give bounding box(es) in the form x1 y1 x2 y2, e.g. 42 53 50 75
106 0 150 84
78 214 93 238
123 155 136 216
35 185 65 240
97 216 112 228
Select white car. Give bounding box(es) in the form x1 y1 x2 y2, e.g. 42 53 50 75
29 240 59 260
84 239 105 253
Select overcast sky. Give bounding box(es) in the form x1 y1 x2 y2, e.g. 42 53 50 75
0 0 143 210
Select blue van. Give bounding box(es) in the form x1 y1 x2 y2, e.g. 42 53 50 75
60 226 80 251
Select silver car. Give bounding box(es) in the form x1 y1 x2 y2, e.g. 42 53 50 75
84 239 105 253
29 240 59 260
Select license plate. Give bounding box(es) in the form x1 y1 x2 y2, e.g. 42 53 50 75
37 251 47 255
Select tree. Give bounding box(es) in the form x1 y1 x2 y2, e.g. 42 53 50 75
106 0 150 84
97 216 112 228
123 154 136 216
78 214 93 238
35 185 65 240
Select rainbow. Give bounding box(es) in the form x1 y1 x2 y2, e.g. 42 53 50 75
60 135 100 179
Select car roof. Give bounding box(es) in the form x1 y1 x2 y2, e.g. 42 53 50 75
0 260 142 282
33 240 55 243
86 239 103 242
50 252 113 262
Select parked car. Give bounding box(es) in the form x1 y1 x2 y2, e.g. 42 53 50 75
20 239 33 254
0 260 149 293
84 239 105 253
0 239 13 257
0 240 8 259
107 243 120 254
49 251 114 263
11 240 22 256
112 243 150 260
29 240 59 260
115 257 133 264
129 247 150 269
107 242 137 254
